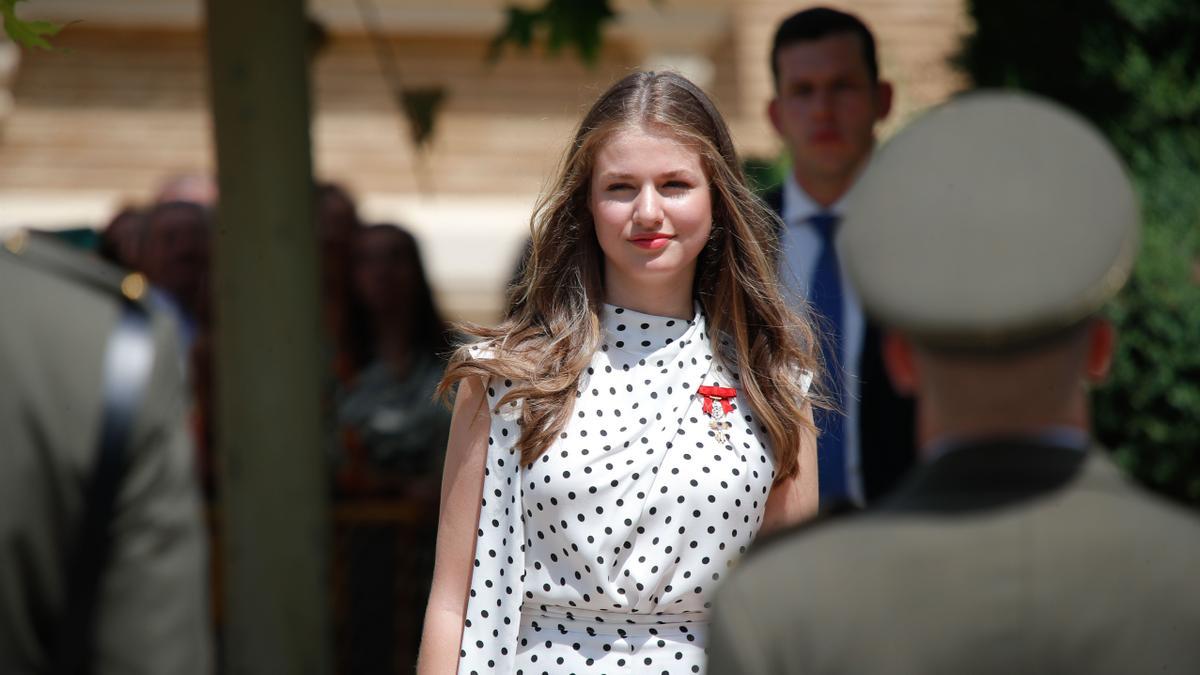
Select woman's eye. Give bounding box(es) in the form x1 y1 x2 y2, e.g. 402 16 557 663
663 181 690 190
607 183 633 192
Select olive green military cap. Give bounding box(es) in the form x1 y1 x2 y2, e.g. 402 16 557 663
839 90 1139 350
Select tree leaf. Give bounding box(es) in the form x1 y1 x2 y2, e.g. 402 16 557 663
398 86 447 150
490 0 616 67
2 0 64 50
488 6 540 62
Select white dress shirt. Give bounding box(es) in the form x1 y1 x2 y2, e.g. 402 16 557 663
779 174 866 504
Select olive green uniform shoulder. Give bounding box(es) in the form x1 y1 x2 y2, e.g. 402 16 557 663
742 497 862 561
2 229 152 308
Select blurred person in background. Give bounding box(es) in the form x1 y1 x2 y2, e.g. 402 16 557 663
139 200 214 493
316 181 370 387
1 230 212 674
140 201 212 357
336 223 453 673
154 171 218 208
337 223 453 496
709 92 1200 674
185 234 217 498
765 6 914 507
97 207 147 271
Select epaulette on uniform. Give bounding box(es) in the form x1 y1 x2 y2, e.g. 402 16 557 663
2 229 152 308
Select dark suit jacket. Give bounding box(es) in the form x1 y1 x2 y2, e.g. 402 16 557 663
710 440 1200 674
765 187 916 502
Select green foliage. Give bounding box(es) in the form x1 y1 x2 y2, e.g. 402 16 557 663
488 0 669 66
1 0 63 50
1095 157 1200 506
399 87 446 150
490 0 616 66
959 0 1200 507
741 152 790 197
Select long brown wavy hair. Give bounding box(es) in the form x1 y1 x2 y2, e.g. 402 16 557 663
438 71 822 483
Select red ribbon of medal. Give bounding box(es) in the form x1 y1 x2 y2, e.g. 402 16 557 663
697 385 737 417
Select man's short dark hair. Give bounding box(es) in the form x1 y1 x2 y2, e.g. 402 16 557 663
143 200 211 233
771 7 879 88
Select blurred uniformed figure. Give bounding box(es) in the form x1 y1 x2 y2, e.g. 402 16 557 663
709 92 1200 674
0 231 212 674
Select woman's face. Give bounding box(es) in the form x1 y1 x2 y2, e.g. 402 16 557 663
589 125 713 303
352 228 419 316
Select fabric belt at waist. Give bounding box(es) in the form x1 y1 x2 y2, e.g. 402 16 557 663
520 604 706 637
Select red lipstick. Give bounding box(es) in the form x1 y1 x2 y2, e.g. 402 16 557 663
629 233 673 250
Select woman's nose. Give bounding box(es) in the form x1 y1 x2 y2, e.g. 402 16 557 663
633 188 664 226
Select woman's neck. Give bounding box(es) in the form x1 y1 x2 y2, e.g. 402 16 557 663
603 272 695 320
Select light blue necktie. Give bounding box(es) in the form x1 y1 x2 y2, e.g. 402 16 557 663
808 211 849 502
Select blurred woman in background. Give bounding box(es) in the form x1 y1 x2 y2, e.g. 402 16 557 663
337 222 453 496
337 223 454 673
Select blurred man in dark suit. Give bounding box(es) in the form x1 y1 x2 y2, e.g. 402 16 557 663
765 7 913 506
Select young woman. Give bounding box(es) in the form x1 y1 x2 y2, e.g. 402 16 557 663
419 71 822 674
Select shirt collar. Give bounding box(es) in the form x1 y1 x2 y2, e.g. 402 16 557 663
781 172 847 227
925 426 1091 462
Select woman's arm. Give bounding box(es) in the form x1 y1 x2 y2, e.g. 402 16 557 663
417 376 491 675
760 403 819 535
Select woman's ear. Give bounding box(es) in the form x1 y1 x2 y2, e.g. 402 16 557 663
882 330 919 395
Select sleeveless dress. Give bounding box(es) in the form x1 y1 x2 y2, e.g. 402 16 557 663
459 304 800 674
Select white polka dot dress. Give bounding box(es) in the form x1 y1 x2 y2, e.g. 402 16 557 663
459 304 786 674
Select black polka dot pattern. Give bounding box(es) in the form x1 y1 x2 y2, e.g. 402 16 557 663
459 305 780 674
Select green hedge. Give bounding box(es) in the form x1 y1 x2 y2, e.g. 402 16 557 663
959 0 1200 507
1095 155 1200 505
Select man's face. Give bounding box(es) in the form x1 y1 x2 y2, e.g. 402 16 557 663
143 208 209 308
352 228 419 315
769 32 892 189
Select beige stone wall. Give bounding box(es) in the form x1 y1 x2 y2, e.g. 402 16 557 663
729 0 970 155
1 1 969 199
0 28 212 198
0 1 970 321
0 27 644 198
311 32 642 197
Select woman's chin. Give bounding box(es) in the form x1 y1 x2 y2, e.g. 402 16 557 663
615 263 697 288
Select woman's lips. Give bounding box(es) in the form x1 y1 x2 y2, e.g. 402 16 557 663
630 234 673 250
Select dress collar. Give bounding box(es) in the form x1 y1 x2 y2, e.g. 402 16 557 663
598 303 704 358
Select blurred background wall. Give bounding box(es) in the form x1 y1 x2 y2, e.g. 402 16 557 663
0 0 967 323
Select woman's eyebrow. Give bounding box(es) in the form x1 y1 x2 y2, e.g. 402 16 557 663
597 169 697 180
